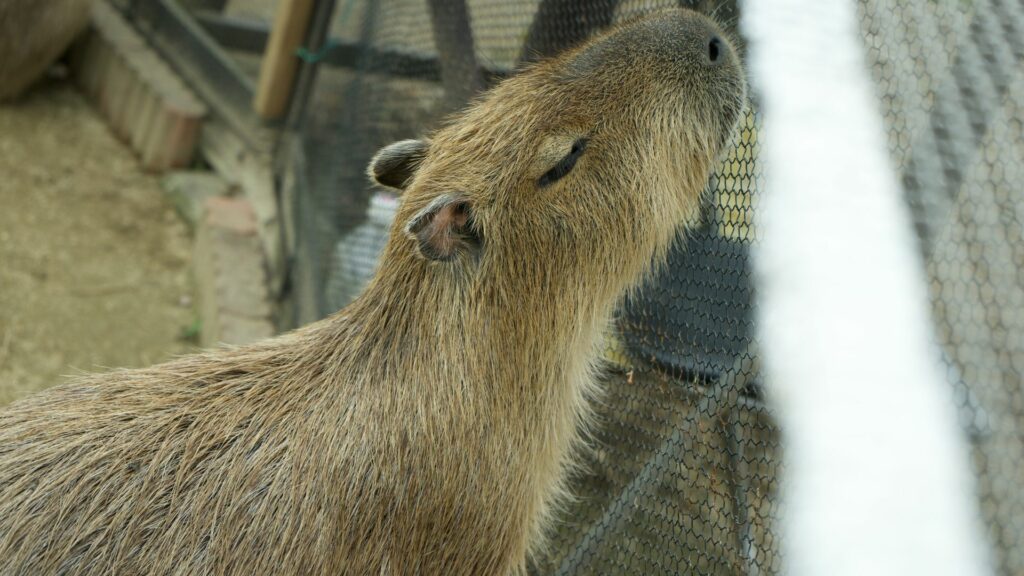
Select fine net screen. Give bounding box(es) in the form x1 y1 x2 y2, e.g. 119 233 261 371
283 0 1024 573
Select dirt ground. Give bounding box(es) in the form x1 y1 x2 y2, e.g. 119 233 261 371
0 76 196 407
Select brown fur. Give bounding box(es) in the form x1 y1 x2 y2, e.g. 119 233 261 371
0 9 745 575
0 0 93 102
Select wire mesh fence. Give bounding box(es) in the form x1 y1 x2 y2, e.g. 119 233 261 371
856 2 1024 573
279 0 1023 573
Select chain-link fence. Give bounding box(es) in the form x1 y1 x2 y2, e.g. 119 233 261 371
273 0 1023 573
870 1 1024 571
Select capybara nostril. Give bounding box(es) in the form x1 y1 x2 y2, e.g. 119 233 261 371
707 35 723 64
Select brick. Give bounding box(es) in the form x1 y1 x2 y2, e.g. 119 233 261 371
140 100 173 171
161 171 233 229
203 196 257 235
76 27 114 101
158 103 203 170
99 51 128 121
131 83 159 151
121 65 148 143
110 59 140 140
193 196 274 347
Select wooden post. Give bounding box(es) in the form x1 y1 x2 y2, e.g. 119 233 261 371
253 0 316 120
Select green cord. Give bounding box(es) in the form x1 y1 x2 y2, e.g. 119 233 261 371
296 41 338 63
294 0 358 62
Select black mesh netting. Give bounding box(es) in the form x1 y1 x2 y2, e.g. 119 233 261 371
282 0 1024 573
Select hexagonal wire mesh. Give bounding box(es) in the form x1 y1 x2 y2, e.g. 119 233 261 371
283 0 1023 573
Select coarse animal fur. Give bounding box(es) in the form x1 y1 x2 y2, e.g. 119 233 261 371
0 8 745 575
0 0 93 101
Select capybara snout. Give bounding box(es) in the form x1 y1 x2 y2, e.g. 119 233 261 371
558 9 745 123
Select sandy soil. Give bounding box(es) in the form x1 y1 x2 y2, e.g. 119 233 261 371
0 76 196 407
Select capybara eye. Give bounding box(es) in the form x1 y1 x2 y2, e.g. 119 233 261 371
539 138 588 188
708 36 722 63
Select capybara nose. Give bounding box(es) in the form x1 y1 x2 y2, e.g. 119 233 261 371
707 35 724 65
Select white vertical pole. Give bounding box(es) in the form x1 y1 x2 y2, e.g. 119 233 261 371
741 1 991 574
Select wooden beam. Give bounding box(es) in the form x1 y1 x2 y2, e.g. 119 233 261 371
253 0 315 120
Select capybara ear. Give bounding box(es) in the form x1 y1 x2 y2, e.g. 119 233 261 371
405 193 480 261
368 139 429 191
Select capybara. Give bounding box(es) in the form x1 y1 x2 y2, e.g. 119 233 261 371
0 0 93 101
0 8 745 575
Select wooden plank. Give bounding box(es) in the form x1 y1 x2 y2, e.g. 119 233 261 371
252 0 315 120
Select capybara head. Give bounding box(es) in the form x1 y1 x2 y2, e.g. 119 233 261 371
368 7 745 314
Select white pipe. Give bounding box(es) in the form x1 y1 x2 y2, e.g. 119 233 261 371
741 1 991 574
